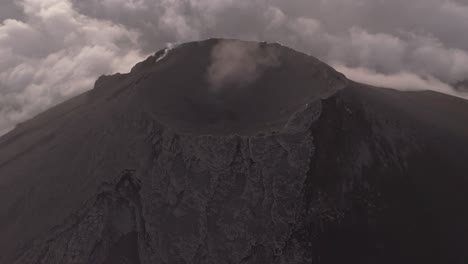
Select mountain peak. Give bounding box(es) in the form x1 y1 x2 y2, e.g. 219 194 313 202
95 39 348 135
3 39 468 264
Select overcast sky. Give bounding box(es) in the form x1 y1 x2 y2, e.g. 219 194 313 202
1 0 468 135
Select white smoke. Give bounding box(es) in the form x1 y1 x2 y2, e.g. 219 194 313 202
156 42 179 63
207 40 279 91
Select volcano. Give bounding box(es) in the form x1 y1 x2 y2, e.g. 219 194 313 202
1 39 468 264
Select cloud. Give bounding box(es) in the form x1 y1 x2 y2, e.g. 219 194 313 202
334 64 468 99
128 0 468 87
0 1 24 21
2 0 468 135
207 40 279 91
0 0 145 135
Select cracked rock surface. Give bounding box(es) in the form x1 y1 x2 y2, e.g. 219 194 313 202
1 39 468 264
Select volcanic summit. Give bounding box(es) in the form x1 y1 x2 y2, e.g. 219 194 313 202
1 39 468 264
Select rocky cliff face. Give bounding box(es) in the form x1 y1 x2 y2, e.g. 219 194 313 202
1 39 468 264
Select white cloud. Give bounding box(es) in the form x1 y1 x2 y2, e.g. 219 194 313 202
334 64 468 99
0 0 145 135
264 6 286 30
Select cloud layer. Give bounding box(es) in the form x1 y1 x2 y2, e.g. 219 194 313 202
1 0 468 134
0 0 145 135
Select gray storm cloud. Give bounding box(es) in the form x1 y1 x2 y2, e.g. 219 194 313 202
2 0 468 135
